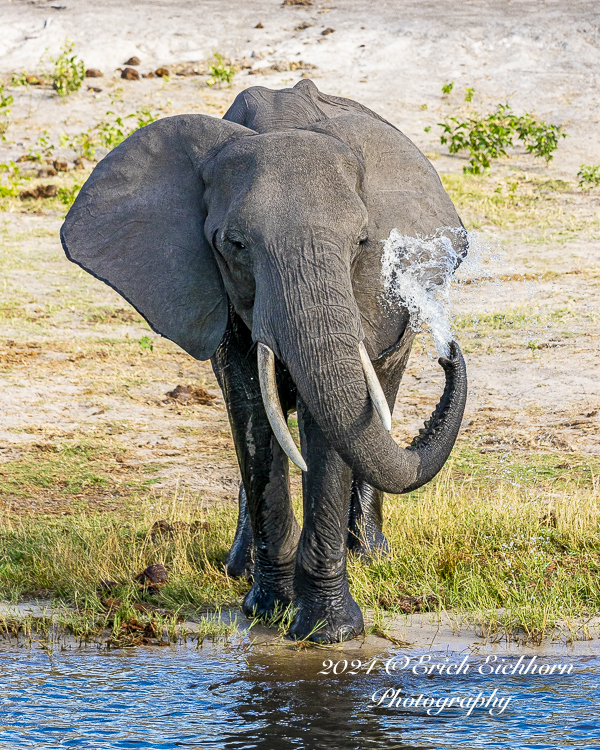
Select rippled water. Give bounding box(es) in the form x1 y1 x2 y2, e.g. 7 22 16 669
0 645 598 749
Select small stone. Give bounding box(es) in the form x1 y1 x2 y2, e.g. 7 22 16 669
37 166 58 178
73 157 85 169
143 71 155 78
85 68 104 78
255 22 264 28
124 56 141 66
191 520 211 535
25 75 44 85
98 580 119 593
53 159 68 172
321 27 335 35
155 67 170 78
150 520 172 539
121 67 140 81
87 86 102 93
282 0 312 5
20 184 59 200
135 563 168 585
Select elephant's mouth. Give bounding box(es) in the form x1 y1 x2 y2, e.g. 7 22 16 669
257 340 392 472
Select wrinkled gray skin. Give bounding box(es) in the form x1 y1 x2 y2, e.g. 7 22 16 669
61 80 467 643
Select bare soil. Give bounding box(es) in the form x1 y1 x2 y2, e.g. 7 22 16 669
0 0 598 516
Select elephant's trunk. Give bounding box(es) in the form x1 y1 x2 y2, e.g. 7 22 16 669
252 237 467 495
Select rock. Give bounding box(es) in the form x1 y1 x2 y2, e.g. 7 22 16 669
136 563 168 585
282 0 312 5
255 22 264 28
20 184 59 200
143 72 155 78
295 22 313 30
165 384 218 406
16 154 39 163
124 56 141 66
73 157 85 169
121 67 140 81
322 27 335 35
85 68 103 78
191 520 211 535
87 86 102 93
150 519 172 539
37 166 58 178
98 580 119 593
53 159 68 172
155 67 170 78
25 75 46 85
377 593 440 613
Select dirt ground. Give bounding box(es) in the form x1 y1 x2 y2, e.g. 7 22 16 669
0 0 598 515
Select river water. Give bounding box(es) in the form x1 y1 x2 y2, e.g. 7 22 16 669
0 643 598 749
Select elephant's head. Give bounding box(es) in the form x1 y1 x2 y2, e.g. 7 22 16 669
61 81 467 495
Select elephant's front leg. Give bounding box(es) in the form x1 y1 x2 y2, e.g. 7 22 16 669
212 315 300 619
288 396 364 644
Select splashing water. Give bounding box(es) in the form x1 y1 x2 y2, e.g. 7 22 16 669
381 227 504 357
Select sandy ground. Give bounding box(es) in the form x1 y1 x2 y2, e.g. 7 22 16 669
0 0 599 514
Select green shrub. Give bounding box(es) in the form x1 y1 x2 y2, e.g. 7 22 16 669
10 71 29 87
577 164 600 190
58 184 81 207
441 81 454 94
0 161 29 197
0 84 13 140
207 52 235 87
438 104 566 173
49 40 85 96
60 106 160 161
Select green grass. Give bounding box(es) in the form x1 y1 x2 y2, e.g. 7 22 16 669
1 447 598 643
440 172 600 239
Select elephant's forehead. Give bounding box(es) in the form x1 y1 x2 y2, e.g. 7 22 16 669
213 130 361 186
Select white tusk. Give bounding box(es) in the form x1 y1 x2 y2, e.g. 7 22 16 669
359 341 392 432
257 343 308 472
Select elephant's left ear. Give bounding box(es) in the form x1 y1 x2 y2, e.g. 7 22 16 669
61 115 254 360
304 114 466 254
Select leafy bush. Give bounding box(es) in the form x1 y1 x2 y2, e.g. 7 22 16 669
438 104 566 173
577 164 600 190
0 84 13 140
0 161 30 197
49 40 85 96
10 71 29 87
58 184 82 207
207 52 235 87
441 81 454 95
61 106 160 160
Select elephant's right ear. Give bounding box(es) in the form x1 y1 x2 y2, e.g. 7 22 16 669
61 115 255 360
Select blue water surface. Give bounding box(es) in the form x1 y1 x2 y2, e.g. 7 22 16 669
0 643 598 749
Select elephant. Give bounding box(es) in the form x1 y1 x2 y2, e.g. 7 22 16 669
60 79 467 644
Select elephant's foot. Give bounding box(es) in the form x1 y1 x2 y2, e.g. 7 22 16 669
287 587 364 644
242 578 294 621
347 525 390 560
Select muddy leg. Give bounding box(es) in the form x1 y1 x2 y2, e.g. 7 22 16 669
288 396 363 644
212 311 300 618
